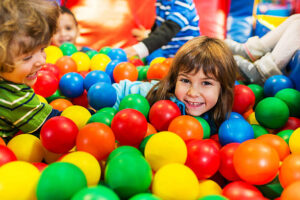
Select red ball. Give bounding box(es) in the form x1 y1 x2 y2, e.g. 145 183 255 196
32 162 48 172
33 70 59 98
71 90 89 108
40 63 60 80
111 109 147 146
276 117 300 132
149 100 181 131
40 116 78 154
232 85 255 114
219 143 241 181
222 181 267 200
0 145 17 166
185 139 221 180
76 122 116 161
113 62 138 83
129 58 144 67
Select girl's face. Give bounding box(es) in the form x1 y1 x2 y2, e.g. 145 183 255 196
175 68 221 116
52 13 78 47
0 46 46 87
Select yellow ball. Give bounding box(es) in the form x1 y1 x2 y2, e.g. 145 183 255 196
60 151 101 186
71 52 91 71
152 163 199 200
61 105 91 129
0 161 40 200
37 94 48 104
150 57 166 67
144 131 187 171
289 128 300 153
247 112 259 125
198 180 222 198
90 53 111 71
45 45 63 64
7 134 44 163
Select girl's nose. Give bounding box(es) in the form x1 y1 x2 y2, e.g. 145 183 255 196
187 86 200 97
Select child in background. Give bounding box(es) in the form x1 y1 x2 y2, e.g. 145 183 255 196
0 0 60 140
124 0 200 60
113 36 237 134
226 14 300 85
51 6 79 47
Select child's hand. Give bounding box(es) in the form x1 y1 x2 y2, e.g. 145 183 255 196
124 46 138 58
132 26 150 41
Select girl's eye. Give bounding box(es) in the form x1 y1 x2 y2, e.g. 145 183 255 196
66 26 73 31
202 81 212 86
23 56 32 61
180 78 190 83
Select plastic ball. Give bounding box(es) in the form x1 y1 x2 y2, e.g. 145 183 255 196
90 53 111 71
40 63 60 80
233 139 280 185
168 115 203 141
152 163 199 200
252 124 269 138
107 145 143 164
105 60 122 82
107 48 127 62
84 70 111 90
279 154 300 188
288 128 300 153
149 100 181 131
71 52 91 71
71 90 89 108
147 63 170 80
0 145 17 166
86 50 98 59
59 42 78 56
277 129 294 144
194 116 211 139
97 107 118 116
33 70 59 97
145 122 157 137
228 112 244 120
46 89 65 103
87 82 117 110
45 45 63 64
7 134 44 163
255 97 289 129
218 118 254 146
129 193 160 200
113 62 138 83
0 161 40 200
281 181 300 200
72 185 120 200
37 94 48 104
137 65 149 81
232 85 255 114
139 134 154 155
111 109 148 146
104 154 152 199
55 56 77 78
198 195 228 200
40 116 78 154
119 94 150 118
275 88 300 117
76 123 115 161
49 98 73 111
246 111 259 125
264 75 294 97
149 57 166 66
99 46 112 55
277 117 300 132
144 131 187 171
87 111 114 126
36 162 87 200
248 84 264 106
61 151 101 186
61 105 91 129
219 143 240 181
198 180 222 198
32 162 48 172
59 72 84 98
129 58 144 67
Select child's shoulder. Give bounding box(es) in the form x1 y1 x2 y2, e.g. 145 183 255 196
0 81 31 92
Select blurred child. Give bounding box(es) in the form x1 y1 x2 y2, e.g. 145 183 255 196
0 0 60 140
51 6 79 47
124 0 200 59
226 14 300 85
113 36 237 134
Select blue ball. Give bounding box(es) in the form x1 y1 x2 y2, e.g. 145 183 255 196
88 82 117 110
107 48 127 62
218 118 254 146
105 60 122 83
264 75 294 97
84 70 111 91
228 112 244 120
59 72 84 98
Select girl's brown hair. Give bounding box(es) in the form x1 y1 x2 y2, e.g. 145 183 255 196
146 36 238 127
0 0 59 73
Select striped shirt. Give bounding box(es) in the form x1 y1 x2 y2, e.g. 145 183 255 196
0 81 52 138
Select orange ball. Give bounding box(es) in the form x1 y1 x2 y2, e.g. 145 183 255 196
0 137 6 146
55 56 77 78
162 57 173 67
145 123 157 137
168 115 203 141
233 139 280 185
281 181 300 200
147 63 170 80
49 99 73 112
113 62 138 83
279 154 300 188
257 134 290 161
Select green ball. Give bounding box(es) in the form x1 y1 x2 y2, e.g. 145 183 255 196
119 94 150 118
104 154 152 199
72 185 120 200
59 42 78 56
36 162 87 200
248 84 264 106
99 46 112 55
194 116 211 139
139 134 154 155
277 129 294 144
86 50 98 59
129 193 161 200
137 66 149 81
275 88 300 117
107 145 143 164
137 66 144 81
255 97 289 129
97 107 118 117
256 176 283 199
198 195 228 200
251 124 269 138
87 112 114 126
46 89 65 103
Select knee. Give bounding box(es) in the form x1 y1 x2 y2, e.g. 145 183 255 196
288 14 300 22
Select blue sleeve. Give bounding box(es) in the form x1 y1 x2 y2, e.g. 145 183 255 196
112 80 159 110
167 0 196 28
